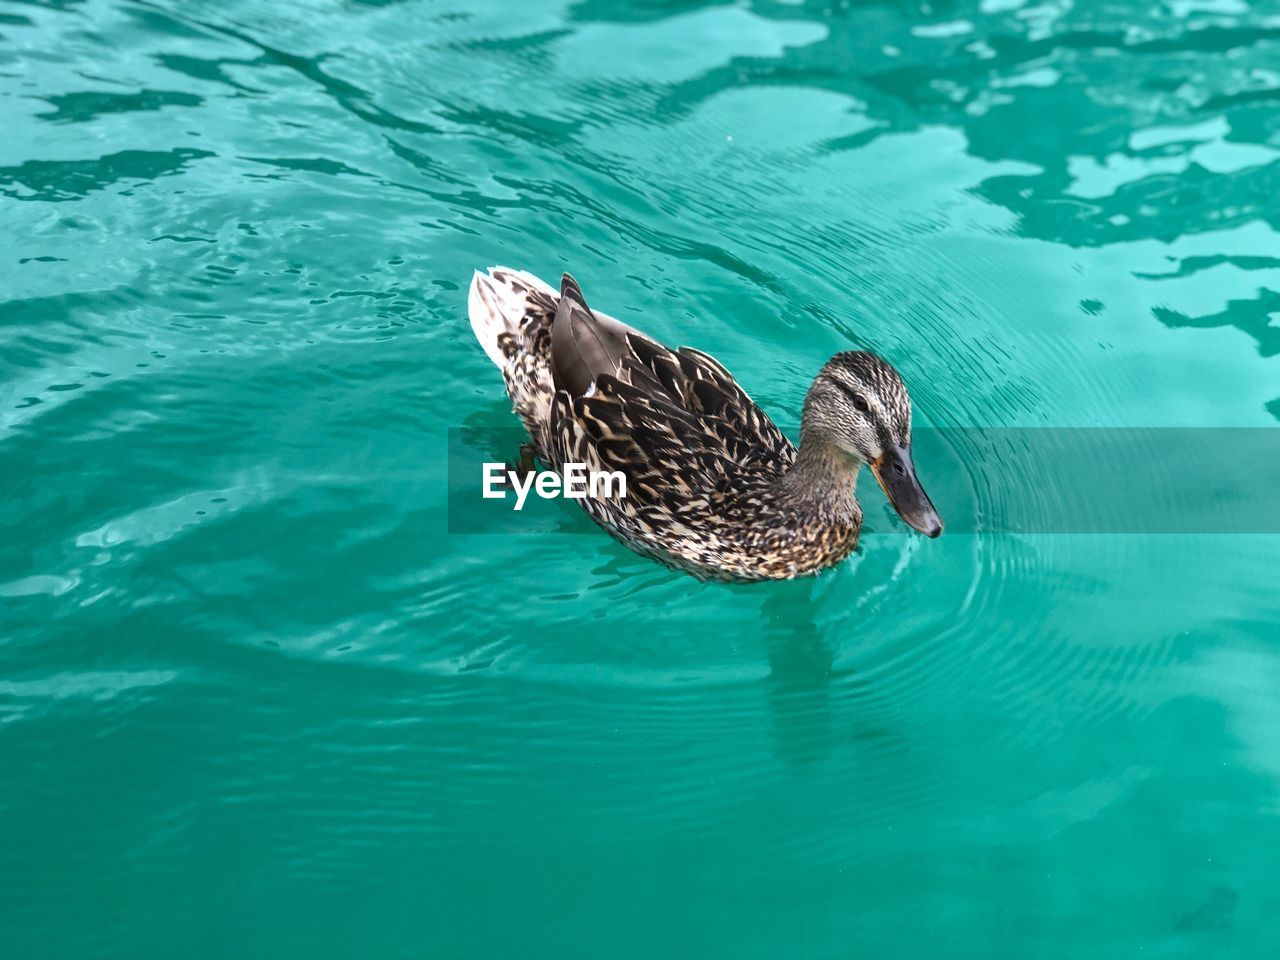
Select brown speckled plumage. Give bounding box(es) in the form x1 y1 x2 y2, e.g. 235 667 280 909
467 267 940 581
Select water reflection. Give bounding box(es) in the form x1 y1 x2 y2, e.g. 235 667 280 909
760 580 836 764
0 148 214 202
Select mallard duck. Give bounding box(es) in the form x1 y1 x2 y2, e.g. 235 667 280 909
467 267 942 581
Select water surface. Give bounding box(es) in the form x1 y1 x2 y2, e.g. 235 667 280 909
2 0 1279 956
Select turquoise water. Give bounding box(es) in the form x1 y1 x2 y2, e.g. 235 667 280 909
3 0 1280 955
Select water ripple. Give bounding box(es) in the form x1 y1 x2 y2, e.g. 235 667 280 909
3 0 1280 954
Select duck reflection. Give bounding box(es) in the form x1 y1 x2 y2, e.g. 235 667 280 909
758 573 913 765
756 578 837 765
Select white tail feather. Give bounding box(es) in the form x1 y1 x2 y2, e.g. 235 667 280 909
468 266 557 369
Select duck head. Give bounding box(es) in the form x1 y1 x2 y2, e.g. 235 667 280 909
797 351 943 538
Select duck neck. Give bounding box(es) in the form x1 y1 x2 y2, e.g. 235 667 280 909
778 434 862 520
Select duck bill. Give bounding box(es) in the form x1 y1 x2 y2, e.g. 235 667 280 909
871 444 943 538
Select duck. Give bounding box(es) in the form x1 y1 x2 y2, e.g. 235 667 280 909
467 267 942 582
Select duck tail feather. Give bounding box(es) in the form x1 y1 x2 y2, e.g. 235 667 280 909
468 266 555 369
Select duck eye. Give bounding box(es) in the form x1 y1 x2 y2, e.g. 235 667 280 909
834 380 872 413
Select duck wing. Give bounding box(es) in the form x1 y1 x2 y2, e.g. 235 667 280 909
547 282 793 501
